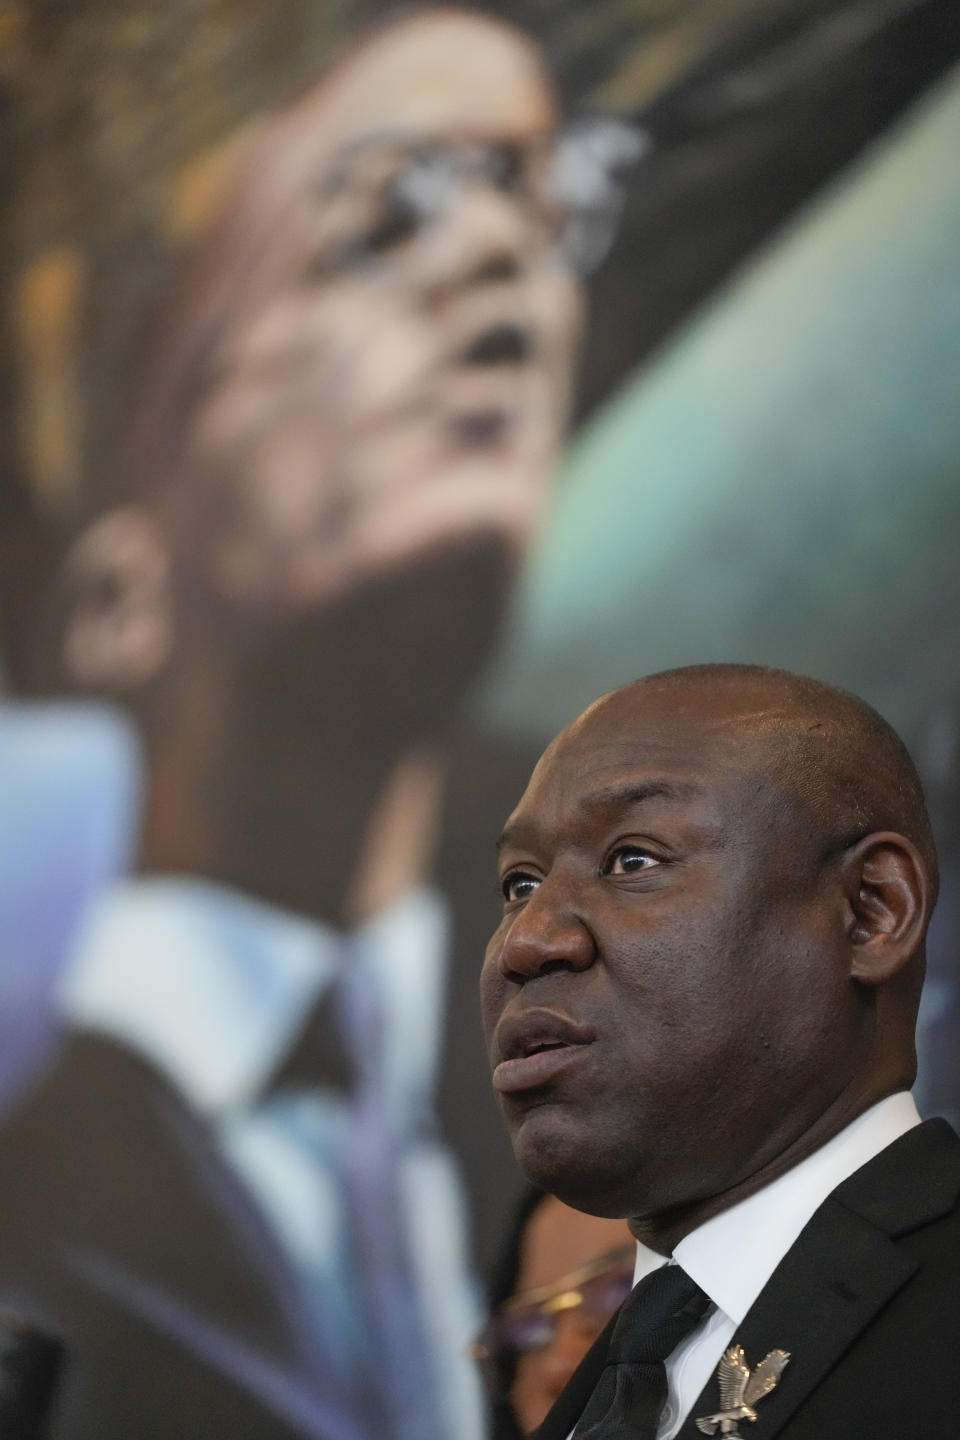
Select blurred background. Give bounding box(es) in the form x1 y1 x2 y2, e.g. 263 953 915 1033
1 2 959 1437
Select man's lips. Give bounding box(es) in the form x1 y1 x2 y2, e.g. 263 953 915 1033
492 1008 595 1095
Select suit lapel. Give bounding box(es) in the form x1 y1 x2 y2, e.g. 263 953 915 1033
676 1194 915 1438
678 1119 960 1439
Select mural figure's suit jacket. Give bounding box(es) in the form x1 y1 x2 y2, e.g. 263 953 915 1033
0 1031 379 1440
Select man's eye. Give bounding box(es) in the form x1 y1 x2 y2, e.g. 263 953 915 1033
603 846 659 876
500 870 541 903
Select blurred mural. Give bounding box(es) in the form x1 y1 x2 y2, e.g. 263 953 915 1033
1 2 959 1437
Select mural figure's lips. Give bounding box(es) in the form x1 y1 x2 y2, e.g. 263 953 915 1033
449 409 512 450
492 1008 595 1094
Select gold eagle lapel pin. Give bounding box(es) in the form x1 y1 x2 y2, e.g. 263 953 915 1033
696 1345 790 1437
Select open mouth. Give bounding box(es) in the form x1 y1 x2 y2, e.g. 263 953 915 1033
492 1041 589 1095
459 323 531 367
492 1008 595 1095
522 1039 569 1057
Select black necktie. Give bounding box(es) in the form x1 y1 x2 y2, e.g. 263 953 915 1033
574 1264 711 1440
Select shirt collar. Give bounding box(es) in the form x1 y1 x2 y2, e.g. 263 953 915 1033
633 1092 922 1321
58 875 444 1116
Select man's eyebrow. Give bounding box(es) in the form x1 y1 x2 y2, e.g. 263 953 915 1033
495 779 701 855
578 779 702 815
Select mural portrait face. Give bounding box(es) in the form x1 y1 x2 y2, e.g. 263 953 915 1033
187 15 584 616
64 11 585 707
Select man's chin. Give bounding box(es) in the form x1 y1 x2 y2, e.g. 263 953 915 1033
509 1102 639 1219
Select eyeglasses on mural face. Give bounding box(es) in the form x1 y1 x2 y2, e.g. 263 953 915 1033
307 118 647 280
471 1243 636 1391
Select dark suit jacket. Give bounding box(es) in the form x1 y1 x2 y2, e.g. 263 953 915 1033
0 1031 382 1440
535 1119 960 1439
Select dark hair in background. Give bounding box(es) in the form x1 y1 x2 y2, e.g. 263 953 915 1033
484 1185 546 1440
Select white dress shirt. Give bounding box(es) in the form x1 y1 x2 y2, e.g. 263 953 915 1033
59 874 484 1440
625 1092 922 1439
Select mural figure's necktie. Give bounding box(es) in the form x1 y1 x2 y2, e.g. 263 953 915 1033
574 1264 711 1440
260 956 442 1440
335 943 444 1440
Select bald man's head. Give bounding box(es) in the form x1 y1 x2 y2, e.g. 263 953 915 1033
483 662 936 1229
616 663 938 914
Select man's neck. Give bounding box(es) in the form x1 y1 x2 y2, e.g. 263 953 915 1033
629 1079 914 1256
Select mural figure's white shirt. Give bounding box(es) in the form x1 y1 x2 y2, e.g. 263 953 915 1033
59 875 484 1440
623 1091 921 1440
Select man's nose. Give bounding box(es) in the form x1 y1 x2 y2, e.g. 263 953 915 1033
495 878 595 982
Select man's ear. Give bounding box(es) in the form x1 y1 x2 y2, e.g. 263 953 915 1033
840 831 930 985
63 506 173 690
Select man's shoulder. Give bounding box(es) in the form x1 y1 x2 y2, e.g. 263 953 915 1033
678 1121 960 1439
783 1120 960 1432
833 1115 960 1241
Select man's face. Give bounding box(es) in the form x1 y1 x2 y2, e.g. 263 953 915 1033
480 685 867 1221
176 12 583 619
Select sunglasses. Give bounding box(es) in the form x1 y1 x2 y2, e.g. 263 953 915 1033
310 118 646 279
